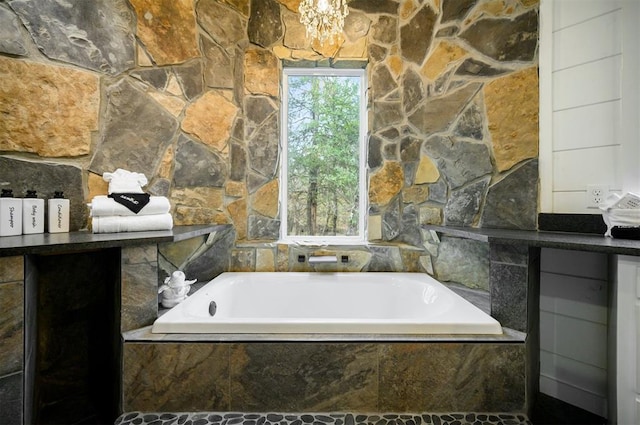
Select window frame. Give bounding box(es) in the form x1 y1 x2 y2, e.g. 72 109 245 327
279 67 368 245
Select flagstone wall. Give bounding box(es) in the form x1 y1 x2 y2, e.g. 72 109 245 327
0 0 539 286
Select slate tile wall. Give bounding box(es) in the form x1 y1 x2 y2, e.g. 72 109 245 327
122 340 528 414
0 256 24 425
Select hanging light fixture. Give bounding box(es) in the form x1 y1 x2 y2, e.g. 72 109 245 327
299 0 349 45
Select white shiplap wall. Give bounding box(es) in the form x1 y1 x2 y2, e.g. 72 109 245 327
549 0 623 213
538 0 627 418
539 248 609 416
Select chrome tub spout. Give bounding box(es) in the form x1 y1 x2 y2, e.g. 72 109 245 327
308 255 338 264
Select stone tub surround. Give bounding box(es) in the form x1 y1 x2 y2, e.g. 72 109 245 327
115 412 532 425
122 340 529 413
122 233 538 418
121 254 535 416
121 225 640 421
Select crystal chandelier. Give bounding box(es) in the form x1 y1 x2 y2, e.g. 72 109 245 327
299 0 349 45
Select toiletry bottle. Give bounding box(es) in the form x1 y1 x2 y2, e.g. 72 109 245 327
23 190 45 234
0 189 23 236
48 191 70 233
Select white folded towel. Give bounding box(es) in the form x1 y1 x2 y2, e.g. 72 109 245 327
91 213 173 233
103 168 148 194
89 195 171 217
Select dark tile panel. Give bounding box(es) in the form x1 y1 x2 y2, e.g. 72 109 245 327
490 243 529 266
0 256 23 282
0 372 22 425
122 340 528 414
121 245 158 332
229 343 378 412
121 244 157 265
525 248 541 413
23 257 37 425
490 263 528 332
122 342 230 412
0 281 23 376
378 343 526 413
446 282 491 314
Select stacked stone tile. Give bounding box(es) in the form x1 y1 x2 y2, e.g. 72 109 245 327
0 0 539 287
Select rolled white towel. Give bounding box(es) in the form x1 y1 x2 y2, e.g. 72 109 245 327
89 195 171 217
91 213 173 233
103 168 148 194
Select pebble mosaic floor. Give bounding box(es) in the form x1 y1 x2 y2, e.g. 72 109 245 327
115 412 531 425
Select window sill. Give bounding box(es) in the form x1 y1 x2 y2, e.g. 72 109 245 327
277 237 369 246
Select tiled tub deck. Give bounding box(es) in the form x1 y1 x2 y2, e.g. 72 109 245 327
120 328 533 425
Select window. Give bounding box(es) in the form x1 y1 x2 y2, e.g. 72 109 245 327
280 68 367 244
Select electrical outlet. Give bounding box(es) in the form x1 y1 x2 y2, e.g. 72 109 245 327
586 184 609 208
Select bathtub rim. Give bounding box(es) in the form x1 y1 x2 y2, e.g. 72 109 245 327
125 324 526 343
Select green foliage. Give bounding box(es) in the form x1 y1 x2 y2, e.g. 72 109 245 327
286 74 361 236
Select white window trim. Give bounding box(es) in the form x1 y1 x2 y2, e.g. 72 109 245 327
279 67 368 245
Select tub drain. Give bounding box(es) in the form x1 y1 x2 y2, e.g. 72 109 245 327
208 300 217 316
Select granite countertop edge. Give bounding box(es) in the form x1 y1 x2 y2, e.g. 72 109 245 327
0 224 229 257
425 225 640 256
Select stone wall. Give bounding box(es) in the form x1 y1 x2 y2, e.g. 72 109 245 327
0 0 539 287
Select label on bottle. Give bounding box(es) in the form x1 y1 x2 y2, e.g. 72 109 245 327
57 204 63 228
48 199 69 233
31 205 38 228
1 198 22 236
23 199 44 234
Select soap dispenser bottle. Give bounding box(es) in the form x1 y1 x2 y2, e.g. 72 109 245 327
23 190 45 234
0 189 23 236
48 191 70 233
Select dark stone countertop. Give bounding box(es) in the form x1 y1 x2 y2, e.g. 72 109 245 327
425 225 640 256
0 224 229 257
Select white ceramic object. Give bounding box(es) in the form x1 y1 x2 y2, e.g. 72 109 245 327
158 270 197 309
152 272 502 335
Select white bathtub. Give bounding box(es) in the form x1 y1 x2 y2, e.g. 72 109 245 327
151 272 502 335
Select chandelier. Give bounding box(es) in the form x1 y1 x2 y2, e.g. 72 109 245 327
299 0 349 45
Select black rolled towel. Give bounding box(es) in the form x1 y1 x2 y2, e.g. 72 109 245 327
108 193 151 214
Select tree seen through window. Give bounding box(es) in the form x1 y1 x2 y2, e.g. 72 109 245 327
283 69 365 240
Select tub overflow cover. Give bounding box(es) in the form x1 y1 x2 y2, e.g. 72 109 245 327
209 300 217 317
